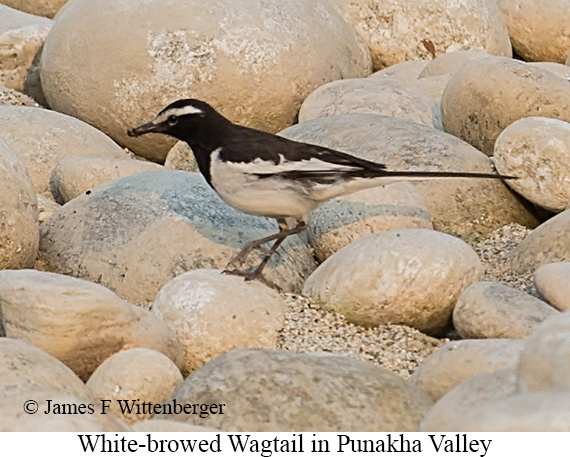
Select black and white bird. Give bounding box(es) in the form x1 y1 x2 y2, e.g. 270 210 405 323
128 99 513 286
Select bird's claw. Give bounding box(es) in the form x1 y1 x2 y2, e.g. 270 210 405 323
222 268 281 291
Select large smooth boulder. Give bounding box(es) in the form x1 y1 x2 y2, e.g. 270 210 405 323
511 210 570 274
0 138 38 269
453 281 558 339
159 349 433 431
0 269 184 381
280 114 537 242
518 312 570 393
494 117 570 212
328 0 511 70
534 262 570 311
442 56 570 155
0 105 127 198
410 339 525 401
304 229 482 335
39 171 316 303
0 338 88 400
299 78 437 128
40 0 372 162
0 5 52 103
87 348 183 424
498 0 570 63
151 269 288 375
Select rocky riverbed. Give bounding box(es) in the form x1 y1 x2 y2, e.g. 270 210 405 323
1 0 570 432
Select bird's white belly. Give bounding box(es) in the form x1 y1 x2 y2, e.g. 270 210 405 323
209 155 318 220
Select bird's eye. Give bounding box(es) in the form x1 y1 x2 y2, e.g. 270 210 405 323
167 115 178 126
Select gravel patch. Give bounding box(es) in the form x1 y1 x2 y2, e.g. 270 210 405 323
275 223 534 378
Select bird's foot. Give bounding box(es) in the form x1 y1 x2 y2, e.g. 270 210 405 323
222 268 281 292
225 245 271 269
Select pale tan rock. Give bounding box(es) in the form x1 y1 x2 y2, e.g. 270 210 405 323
133 420 220 432
0 84 39 106
307 181 433 261
410 75 451 101
328 0 511 70
0 393 131 432
511 210 570 274
420 367 517 432
367 60 428 83
528 62 570 80
36 194 60 223
0 106 127 198
299 78 437 128
280 114 537 242
418 50 491 78
495 117 570 212
410 339 525 401
453 281 558 339
518 312 570 392
0 5 52 103
50 156 163 204
164 141 198 173
152 269 287 375
0 138 38 269
0 269 184 381
447 391 570 431
303 229 482 334
0 338 88 400
160 349 433 431
498 0 570 63
87 348 183 424
534 262 570 311
0 0 70 18
39 171 316 303
40 0 372 162
442 56 570 155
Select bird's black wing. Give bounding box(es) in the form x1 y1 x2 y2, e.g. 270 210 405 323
219 125 387 183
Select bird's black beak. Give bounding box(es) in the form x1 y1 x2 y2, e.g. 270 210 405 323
127 120 162 137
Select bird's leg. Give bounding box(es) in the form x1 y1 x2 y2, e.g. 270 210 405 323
223 219 306 288
225 218 302 268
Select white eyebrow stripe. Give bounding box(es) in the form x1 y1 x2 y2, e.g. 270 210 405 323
155 105 203 123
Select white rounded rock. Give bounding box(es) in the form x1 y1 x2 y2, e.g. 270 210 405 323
494 117 570 212
0 5 52 103
453 281 558 339
418 50 491 78
0 338 88 400
307 181 433 262
152 269 288 375
0 138 38 269
299 78 437 128
534 262 570 311
518 312 570 393
50 156 163 204
0 105 127 198
511 210 570 274
446 391 570 431
442 56 570 155
410 339 525 401
0 269 184 381
40 0 372 161
303 228 483 334
420 367 517 432
328 0 511 70
87 348 183 424
498 0 570 63
367 60 428 83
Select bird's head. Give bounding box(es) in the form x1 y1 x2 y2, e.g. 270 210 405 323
127 99 226 141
